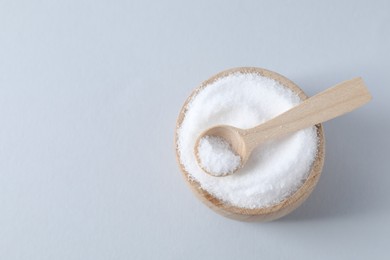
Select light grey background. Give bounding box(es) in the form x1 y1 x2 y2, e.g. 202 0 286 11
0 0 389 259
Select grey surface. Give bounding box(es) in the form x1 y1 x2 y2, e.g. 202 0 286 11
0 0 389 259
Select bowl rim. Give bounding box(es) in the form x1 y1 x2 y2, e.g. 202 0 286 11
174 67 325 221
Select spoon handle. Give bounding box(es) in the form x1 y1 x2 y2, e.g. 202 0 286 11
243 77 372 150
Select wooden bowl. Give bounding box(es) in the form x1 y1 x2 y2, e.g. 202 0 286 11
175 67 325 221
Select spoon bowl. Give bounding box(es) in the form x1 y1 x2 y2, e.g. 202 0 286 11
194 125 246 175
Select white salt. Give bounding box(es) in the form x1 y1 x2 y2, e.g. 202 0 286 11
177 72 318 209
197 135 241 176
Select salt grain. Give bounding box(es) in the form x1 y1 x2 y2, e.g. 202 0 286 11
197 135 241 176
177 73 318 209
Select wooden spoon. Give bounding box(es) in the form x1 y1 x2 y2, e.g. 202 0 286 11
195 77 372 177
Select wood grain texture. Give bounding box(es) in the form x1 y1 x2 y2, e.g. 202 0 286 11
174 67 325 222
